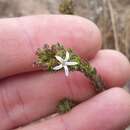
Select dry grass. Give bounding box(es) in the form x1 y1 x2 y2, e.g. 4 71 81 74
98 0 130 60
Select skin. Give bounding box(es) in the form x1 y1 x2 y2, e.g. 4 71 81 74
0 15 130 130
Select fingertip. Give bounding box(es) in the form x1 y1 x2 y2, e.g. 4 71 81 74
101 87 130 103
91 49 130 87
63 87 130 130
70 15 102 59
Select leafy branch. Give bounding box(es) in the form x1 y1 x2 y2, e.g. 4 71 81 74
35 43 106 113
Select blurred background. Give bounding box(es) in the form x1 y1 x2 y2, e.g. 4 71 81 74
0 0 129 129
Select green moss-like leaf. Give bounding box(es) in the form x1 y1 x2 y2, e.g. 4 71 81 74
59 0 74 14
35 43 106 92
57 98 78 113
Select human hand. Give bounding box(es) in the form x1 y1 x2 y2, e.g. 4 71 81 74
0 15 130 130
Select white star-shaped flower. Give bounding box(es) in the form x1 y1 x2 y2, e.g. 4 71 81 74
53 51 78 76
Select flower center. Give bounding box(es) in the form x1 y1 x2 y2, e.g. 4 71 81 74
61 61 66 66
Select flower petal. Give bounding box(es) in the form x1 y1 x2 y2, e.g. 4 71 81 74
55 56 64 63
64 65 69 77
53 64 63 70
65 61 78 66
65 51 70 61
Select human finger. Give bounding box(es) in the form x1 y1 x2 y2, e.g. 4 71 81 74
0 15 101 78
0 50 130 130
15 88 130 130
